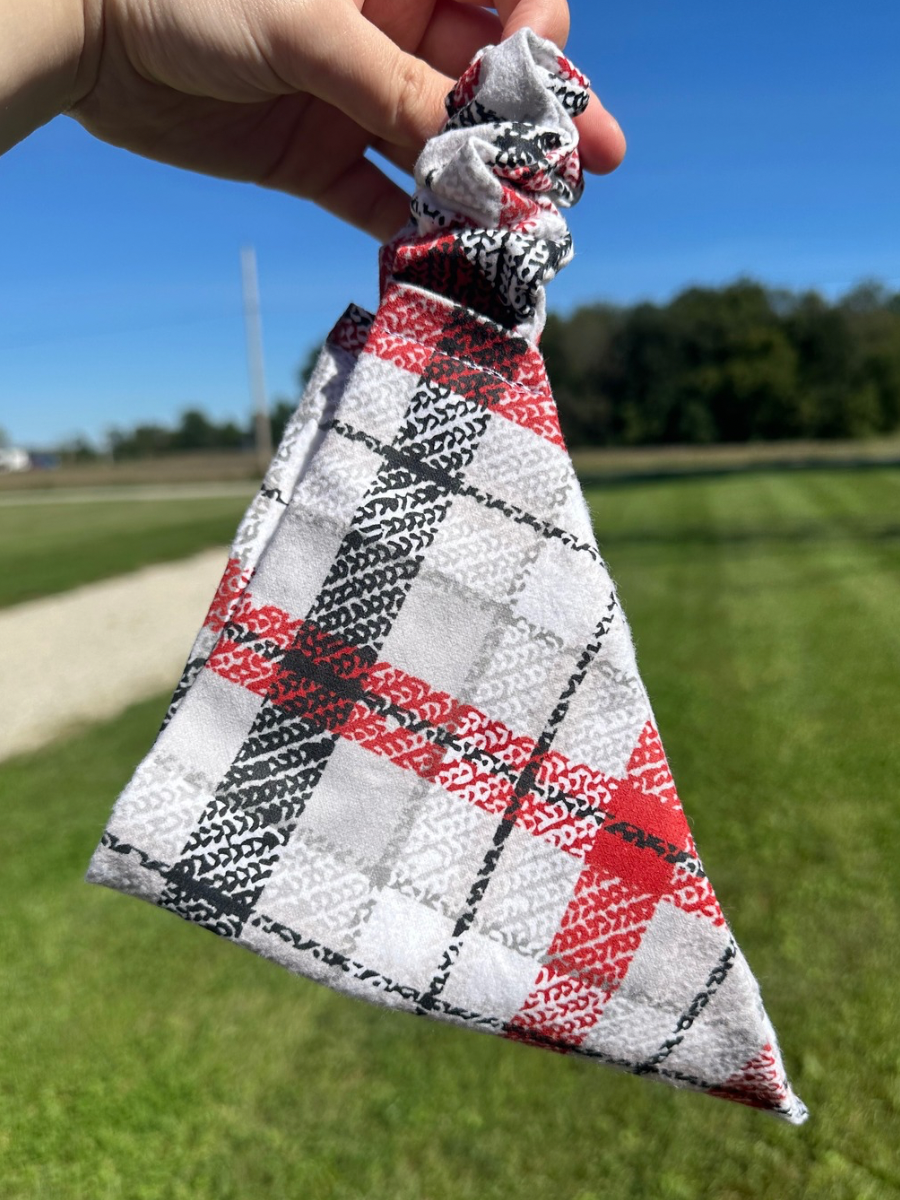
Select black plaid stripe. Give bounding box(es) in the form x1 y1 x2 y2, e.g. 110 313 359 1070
416 596 618 1011
330 418 599 561
159 318 534 935
100 831 771 1106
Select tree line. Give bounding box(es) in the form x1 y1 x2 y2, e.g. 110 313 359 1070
542 280 900 446
47 278 900 461
57 402 296 462
107 403 300 459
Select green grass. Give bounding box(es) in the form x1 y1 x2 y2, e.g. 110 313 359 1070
2 468 899 1199
0 494 253 608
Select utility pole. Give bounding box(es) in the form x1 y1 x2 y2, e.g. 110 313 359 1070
240 245 273 471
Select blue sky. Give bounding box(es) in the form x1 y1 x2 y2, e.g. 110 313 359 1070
1 0 897 448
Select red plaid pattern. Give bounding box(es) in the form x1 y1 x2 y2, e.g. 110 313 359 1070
87 30 805 1124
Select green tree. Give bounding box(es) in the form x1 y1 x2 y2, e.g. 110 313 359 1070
173 408 217 451
541 278 900 447
108 422 173 459
668 283 800 441
57 435 100 463
839 283 900 433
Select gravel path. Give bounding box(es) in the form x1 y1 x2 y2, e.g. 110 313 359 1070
0 547 227 761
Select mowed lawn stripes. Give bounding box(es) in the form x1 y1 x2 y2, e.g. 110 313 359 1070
1 467 898 1198
0 494 252 608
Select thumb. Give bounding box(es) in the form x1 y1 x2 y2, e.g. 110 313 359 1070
273 1 453 150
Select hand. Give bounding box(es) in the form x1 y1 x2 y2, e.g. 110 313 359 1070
5 0 626 240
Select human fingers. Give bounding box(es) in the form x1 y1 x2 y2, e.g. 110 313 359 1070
316 0 568 145
250 92 412 238
492 1 627 172
493 0 570 47
372 68 625 179
314 154 411 239
452 0 569 46
339 1 622 178
368 137 418 177
415 3 624 175
576 88 626 174
374 101 626 181
386 55 624 178
281 1 452 148
415 0 504 78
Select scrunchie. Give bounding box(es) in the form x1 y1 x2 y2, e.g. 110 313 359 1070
382 28 587 340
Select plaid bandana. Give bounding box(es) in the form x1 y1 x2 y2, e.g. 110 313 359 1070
88 30 806 1124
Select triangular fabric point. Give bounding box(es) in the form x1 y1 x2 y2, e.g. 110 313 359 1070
86 30 806 1125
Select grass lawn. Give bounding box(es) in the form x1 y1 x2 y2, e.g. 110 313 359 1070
0 493 252 608
2 468 899 1199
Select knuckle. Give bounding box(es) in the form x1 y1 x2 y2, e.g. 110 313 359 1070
390 56 435 147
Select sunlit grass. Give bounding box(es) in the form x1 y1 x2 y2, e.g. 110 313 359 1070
1 468 898 1199
0 494 252 607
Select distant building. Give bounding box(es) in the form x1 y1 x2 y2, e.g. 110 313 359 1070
0 447 31 472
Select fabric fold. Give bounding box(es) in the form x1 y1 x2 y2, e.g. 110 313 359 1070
382 28 587 341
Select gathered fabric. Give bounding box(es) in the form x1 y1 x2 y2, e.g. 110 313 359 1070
87 29 806 1124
